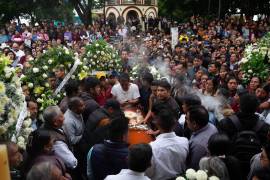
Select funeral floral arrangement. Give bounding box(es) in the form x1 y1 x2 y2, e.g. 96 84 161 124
240 32 270 84
82 39 122 73
22 47 83 111
130 63 164 80
0 54 25 140
176 169 220 180
15 112 32 149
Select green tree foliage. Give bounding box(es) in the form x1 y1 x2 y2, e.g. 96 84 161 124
158 0 270 21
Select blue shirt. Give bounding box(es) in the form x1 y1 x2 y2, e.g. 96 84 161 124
187 123 218 170
0 35 9 43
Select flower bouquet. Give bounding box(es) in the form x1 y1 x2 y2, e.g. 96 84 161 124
15 112 33 149
22 47 83 111
130 63 164 80
0 54 25 140
81 39 122 74
240 32 270 84
176 169 220 180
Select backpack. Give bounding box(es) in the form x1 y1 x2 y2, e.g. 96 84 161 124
229 114 264 175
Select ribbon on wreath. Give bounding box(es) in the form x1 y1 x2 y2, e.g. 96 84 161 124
54 58 81 95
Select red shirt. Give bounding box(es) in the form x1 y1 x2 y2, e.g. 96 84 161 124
96 87 112 106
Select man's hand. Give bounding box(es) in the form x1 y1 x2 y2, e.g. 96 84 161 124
146 129 160 136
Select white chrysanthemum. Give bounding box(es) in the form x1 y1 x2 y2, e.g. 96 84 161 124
253 48 259 53
0 103 5 114
24 127 33 135
101 51 105 55
0 82 6 94
175 177 186 180
41 94 45 98
4 66 11 74
45 83 50 88
96 43 99 47
65 49 70 54
48 59 53 64
23 120 32 128
83 58 87 62
8 117 15 124
17 141 25 149
37 98 43 103
97 51 100 54
71 75 75 79
42 73 48 78
239 58 248 64
13 77 21 87
93 55 97 58
43 65 48 70
5 72 12 78
20 74 25 79
1 96 9 104
33 68 39 73
18 136 25 143
195 170 208 180
68 64 72 68
209 176 220 180
248 69 253 73
0 126 7 135
186 169 197 180
28 83 34 88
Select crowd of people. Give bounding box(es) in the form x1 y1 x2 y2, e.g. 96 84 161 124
1 15 270 180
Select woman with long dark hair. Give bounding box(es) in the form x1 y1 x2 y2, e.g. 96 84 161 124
22 129 71 179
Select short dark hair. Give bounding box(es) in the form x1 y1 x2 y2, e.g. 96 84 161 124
151 80 159 86
209 61 221 69
119 72 130 82
263 142 270 160
84 77 100 91
187 105 209 127
64 80 79 97
263 84 270 94
128 144 152 172
208 133 232 156
240 94 259 114
157 80 171 91
26 129 51 158
109 114 129 141
104 99 120 111
141 72 154 84
68 97 83 111
152 103 176 131
252 167 270 180
181 94 201 107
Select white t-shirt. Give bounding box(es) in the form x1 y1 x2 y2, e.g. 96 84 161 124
111 83 140 104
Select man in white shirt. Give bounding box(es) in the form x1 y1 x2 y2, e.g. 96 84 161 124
111 73 140 107
105 143 152 180
146 103 189 180
42 106 77 169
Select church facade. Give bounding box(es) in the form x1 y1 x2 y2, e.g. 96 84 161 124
105 0 158 24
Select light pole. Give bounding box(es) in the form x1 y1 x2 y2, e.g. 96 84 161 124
218 0 221 19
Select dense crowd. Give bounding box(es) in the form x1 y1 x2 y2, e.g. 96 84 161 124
1 15 270 180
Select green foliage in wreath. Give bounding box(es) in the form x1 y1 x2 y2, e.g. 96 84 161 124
22 47 83 111
81 39 122 73
240 32 270 84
